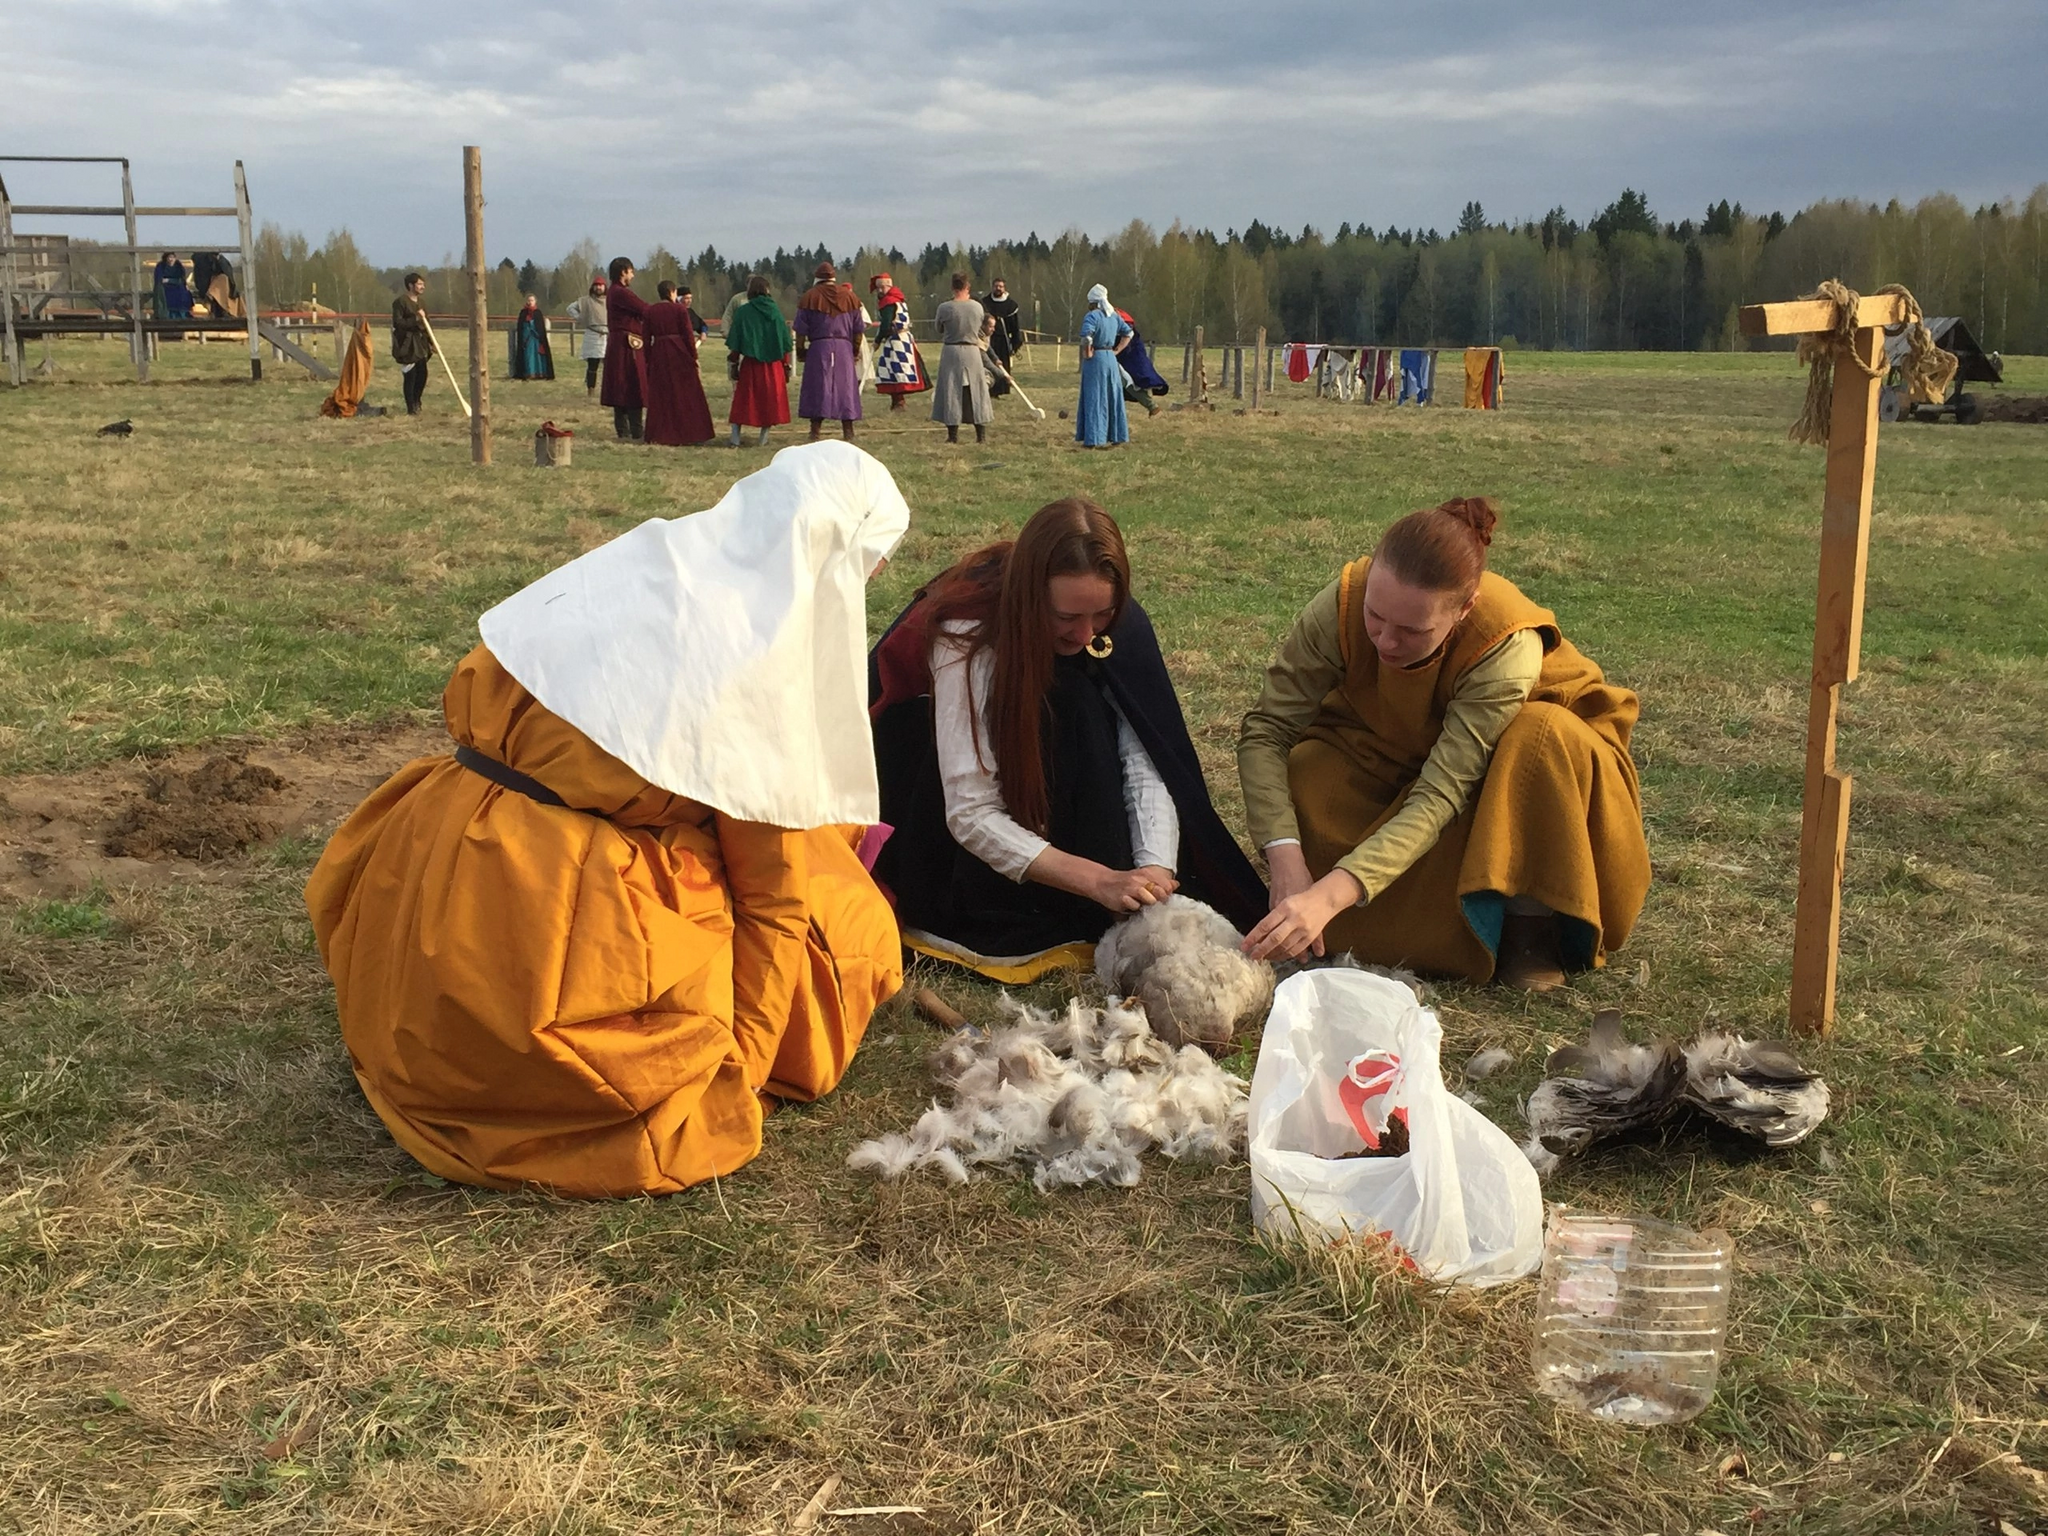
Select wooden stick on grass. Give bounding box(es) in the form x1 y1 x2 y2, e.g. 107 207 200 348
913 988 965 1031
789 1472 842 1534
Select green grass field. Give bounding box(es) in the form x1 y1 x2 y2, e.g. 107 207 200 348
0 336 2043 1534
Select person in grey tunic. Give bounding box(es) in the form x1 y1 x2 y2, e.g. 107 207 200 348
572 274 608 399
931 273 992 443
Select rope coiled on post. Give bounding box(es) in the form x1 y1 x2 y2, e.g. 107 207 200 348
1790 279 1958 446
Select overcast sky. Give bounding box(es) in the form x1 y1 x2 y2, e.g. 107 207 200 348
7 0 2043 268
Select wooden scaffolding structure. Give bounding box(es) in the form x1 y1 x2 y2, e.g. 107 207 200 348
0 155 261 386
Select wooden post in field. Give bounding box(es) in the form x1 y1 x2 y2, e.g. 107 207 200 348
1249 327 1264 411
1738 288 1911 1035
121 160 146 382
1189 325 1206 406
463 146 490 465
235 161 260 382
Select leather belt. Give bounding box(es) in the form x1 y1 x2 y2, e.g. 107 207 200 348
453 744 572 810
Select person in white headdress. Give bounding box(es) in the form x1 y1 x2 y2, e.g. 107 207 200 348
1075 283 1134 448
305 442 913 1198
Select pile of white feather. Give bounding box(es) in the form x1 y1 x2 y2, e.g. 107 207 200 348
846 996 1249 1192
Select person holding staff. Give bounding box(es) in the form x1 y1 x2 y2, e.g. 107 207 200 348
983 276 1023 370
391 272 433 416
931 272 992 444
305 443 913 1197
1074 284 1133 448
1236 497 1650 988
869 499 1266 981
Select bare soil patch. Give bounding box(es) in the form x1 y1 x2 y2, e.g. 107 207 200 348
102 754 288 860
1980 393 2048 423
0 718 444 903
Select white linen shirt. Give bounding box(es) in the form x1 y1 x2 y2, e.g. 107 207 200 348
930 624 1179 882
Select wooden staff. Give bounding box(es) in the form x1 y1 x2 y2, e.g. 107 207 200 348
417 312 470 418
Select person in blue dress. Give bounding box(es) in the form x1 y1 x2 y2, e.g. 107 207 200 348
1075 284 1134 448
509 295 555 381
152 253 193 320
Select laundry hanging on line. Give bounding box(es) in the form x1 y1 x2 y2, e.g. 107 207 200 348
1399 349 1433 404
1462 347 1505 409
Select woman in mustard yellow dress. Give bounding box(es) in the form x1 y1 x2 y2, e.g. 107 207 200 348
1238 497 1650 988
306 442 911 1196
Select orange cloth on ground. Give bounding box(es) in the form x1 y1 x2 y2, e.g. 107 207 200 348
1289 559 1649 981
305 644 903 1197
320 321 373 418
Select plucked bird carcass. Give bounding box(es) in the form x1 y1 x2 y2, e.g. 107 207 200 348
1093 895 1275 1050
1681 1032 1830 1146
1521 1011 1832 1175
1521 1009 1686 1175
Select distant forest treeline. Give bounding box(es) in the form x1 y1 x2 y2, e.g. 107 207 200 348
250 187 2048 352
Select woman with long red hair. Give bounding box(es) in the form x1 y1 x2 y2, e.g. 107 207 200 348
870 499 1265 980
1237 497 1650 989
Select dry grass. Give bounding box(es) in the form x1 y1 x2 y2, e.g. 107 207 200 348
0 343 2045 1532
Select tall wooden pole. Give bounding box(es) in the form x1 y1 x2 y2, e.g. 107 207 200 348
1249 327 1264 412
463 146 490 465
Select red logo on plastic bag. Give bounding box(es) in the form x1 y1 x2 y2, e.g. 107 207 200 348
1337 1051 1409 1151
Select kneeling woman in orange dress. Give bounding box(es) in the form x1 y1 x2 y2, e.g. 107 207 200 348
306 442 911 1196
1237 498 1650 989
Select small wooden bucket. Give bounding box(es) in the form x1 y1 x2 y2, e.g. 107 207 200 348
534 421 573 468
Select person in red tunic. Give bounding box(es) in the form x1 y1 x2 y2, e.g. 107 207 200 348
643 281 717 446
599 256 650 441
725 274 794 448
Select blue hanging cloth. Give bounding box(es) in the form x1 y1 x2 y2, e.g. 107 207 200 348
1399 349 1432 404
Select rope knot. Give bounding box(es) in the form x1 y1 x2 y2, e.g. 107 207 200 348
1790 280 1957 446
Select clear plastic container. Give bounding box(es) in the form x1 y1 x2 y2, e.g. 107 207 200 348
1532 1208 1733 1426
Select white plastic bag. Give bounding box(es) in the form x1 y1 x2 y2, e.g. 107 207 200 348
1247 968 1543 1286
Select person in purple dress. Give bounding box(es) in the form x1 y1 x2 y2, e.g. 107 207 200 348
791 263 865 441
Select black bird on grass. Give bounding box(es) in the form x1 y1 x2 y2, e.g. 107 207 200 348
97 419 133 438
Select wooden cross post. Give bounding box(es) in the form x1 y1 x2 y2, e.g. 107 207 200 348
1737 289 1911 1035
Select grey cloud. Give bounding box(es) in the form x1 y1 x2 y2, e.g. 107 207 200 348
6 0 2043 266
